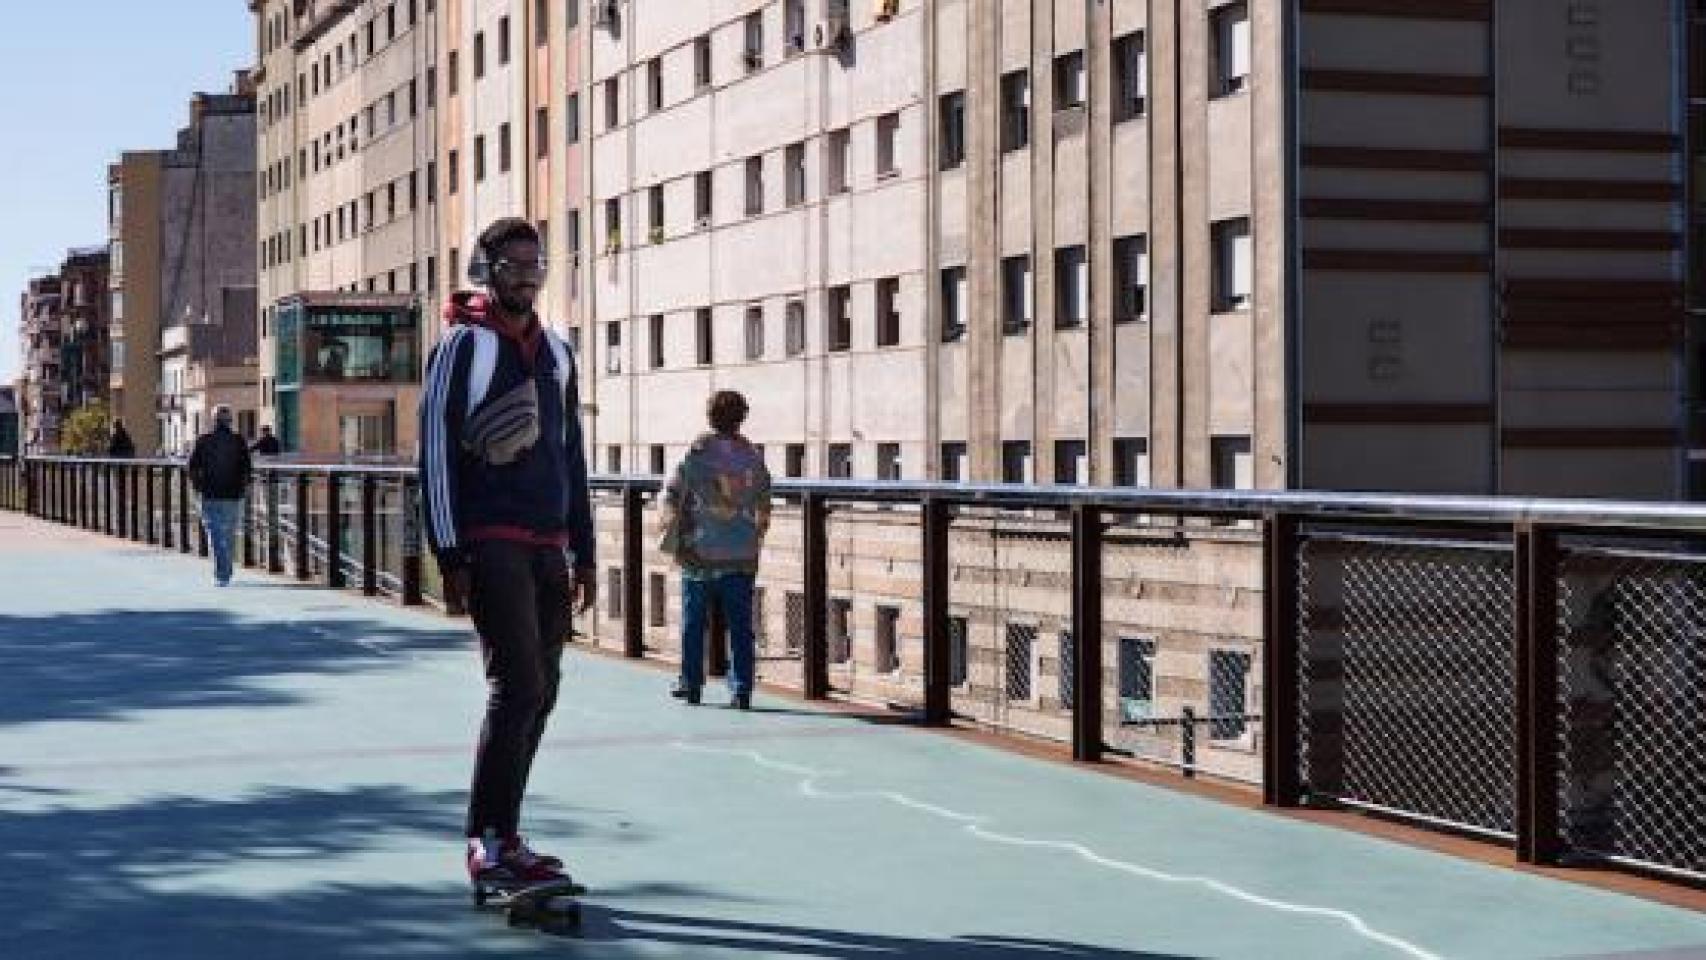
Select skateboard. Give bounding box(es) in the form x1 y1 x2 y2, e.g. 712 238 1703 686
472 877 586 935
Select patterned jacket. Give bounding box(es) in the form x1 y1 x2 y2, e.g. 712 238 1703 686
662 433 772 575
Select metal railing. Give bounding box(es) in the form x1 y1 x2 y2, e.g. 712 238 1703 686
6 455 1706 886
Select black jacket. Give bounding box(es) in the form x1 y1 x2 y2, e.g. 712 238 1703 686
189 426 253 499
107 430 135 458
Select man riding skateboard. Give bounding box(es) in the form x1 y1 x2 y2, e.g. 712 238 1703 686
420 217 597 889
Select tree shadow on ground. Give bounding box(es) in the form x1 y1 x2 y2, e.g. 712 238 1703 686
0 609 468 727
0 783 1194 959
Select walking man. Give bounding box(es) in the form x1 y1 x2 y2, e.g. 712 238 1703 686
250 425 281 456
187 406 251 587
662 391 772 709
420 217 597 888
107 419 135 458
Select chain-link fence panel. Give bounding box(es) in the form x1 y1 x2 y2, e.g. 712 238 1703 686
1100 522 1265 784
1299 534 1515 837
947 507 1074 744
1557 545 1706 879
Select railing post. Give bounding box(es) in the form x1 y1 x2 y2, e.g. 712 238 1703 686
160 465 174 548
1263 511 1304 807
1182 706 1198 779
295 473 311 581
1071 505 1105 762
326 473 344 588
1515 523 1563 865
361 475 378 596
23 461 35 516
621 483 644 658
266 472 283 574
922 497 953 725
400 476 423 605
114 464 127 539
144 466 157 545
127 465 139 540
177 467 192 554
802 493 830 700
242 476 257 569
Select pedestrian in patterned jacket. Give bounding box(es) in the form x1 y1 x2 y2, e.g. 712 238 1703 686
661 390 772 709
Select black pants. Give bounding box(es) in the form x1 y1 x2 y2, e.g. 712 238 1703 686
465 540 571 839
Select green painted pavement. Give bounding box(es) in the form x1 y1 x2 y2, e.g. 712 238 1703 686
1 516 1703 959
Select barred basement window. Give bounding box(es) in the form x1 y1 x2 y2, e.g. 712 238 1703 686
649 572 666 627
785 590 805 651
949 616 969 686
830 598 853 663
1006 623 1036 701
753 587 768 649
876 605 900 673
1209 649 1252 740
1119 636 1155 721
607 567 624 619
1058 630 1075 707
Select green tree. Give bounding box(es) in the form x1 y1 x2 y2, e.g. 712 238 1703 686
61 402 111 456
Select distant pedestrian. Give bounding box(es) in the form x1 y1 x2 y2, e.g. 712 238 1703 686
251 425 281 456
107 419 135 459
187 406 252 587
661 390 772 709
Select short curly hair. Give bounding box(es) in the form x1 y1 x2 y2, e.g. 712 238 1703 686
707 390 749 434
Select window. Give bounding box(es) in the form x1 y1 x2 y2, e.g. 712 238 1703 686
1113 437 1150 487
1055 245 1088 328
754 587 769 648
875 278 902 347
743 12 764 71
829 598 852 663
499 122 512 173
1212 3 1251 97
606 445 623 473
1212 217 1253 311
474 134 487 181
1006 623 1036 701
1114 32 1148 121
696 307 714 365
745 156 764 215
647 58 663 111
785 0 806 54
744 304 764 360
566 93 581 143
949 616 969 686
1209 650 1252 740
940 266 967 342
876 112 900 177
605 320 622 374
786 590 806 650
566 0 579 28
604 77 619 129
785 299 806 356
649 314 665 369
1211 435 1253 490
940 442 967 482
827 444 852 479
1114 235 1149 322
536 107 550 158
649 572 666 627
648 185 664 240
786 444 806 478
474 31 486 78
939 91 965 169
1058 630 1076 707
1054 440 1087 485
1002 255 1032 334
1001 70 1030 152
875 605 900 672
827 285 852 351
650 445 666 475
694 36 712 89
826 129 851 194
607 567 624 618
1119 637 1156 721
447 149 459 194
877 443 901 481
785 142 806 206
567 208 582 261
1001 441 1032 484
605 197 622 247
448 50 460 95
695 171 713 226
1055 51 1085 109
498 15 511 64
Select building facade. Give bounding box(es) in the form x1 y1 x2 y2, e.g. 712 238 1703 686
252 0 439 456
109 152 167 455
155 85 262 454
17 276 64 454
0 386 17 458
56 248 113 418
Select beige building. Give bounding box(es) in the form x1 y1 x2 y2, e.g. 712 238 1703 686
252 0 439 457
109 152 166 455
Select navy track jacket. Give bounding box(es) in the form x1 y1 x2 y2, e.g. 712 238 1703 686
419 293 596 576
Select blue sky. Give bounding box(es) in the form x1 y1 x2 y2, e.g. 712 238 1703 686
0 2 253 383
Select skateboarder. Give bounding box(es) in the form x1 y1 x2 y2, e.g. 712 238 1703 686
420 217 597 887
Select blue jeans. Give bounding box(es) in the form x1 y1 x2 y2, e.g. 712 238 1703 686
680 573 756 696
200 499 241 584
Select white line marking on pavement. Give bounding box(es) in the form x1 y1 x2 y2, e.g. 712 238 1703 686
672 741 1442 960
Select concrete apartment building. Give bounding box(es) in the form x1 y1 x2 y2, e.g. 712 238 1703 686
54 248 113 418
252 0 438 456
154 85 262 454
13 248 112 455
109 152 166 455
18 276 65 453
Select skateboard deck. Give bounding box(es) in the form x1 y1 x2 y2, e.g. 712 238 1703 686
472 877 585 935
